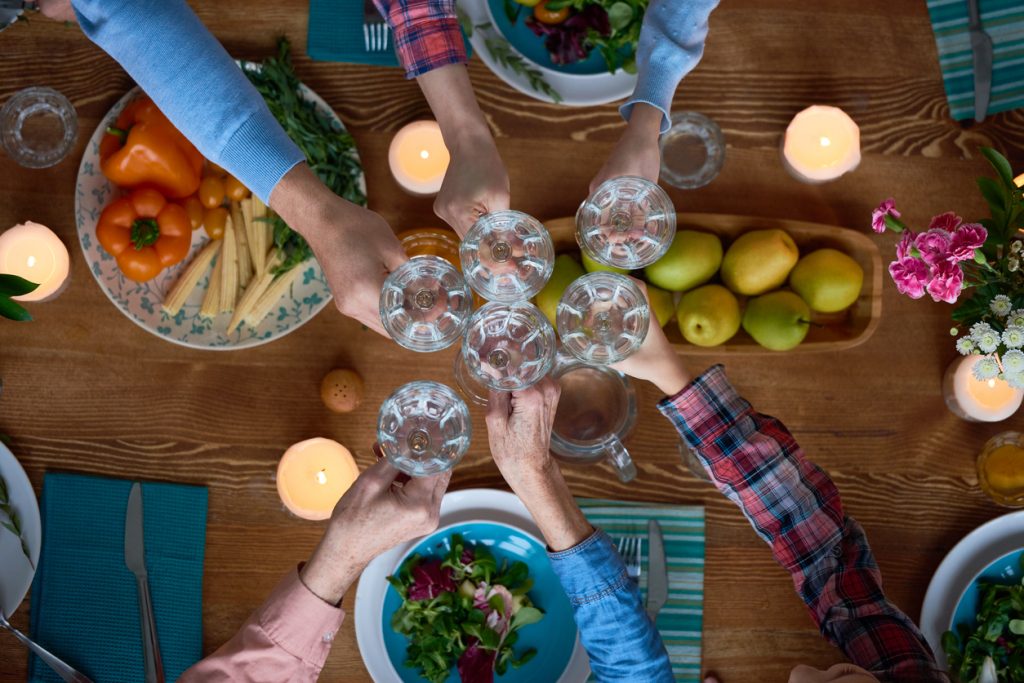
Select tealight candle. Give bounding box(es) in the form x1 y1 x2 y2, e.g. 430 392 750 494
1014 172 1024 188
388 120 450 196
0 221 70 301
781 106 861 183
943 355 1024 422
276 438 360 521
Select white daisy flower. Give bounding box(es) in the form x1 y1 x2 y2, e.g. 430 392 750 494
1013 240 1023 254
990 295 1013 317
956 337 977 355
973 357 1000 381
971 321 994 339
1005 372 1024 389
1009 310 1024 328
1011 258 1020 273
1003 349 1024 374
1004 326 1024 349
976 329 1001 354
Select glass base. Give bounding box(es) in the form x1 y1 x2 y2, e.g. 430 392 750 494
660 112 724 190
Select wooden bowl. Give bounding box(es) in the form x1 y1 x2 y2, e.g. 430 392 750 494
542 213 883 355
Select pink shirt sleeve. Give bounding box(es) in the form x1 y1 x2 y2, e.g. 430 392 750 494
180 567 346 682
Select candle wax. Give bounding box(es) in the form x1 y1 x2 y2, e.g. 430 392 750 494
388 120 450 196
277 438 360 521
0 222 71 301
782 106 861 183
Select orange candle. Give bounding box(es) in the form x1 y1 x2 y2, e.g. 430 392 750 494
0 221 70 301
782 106 861 183
388 120 450 196
276 438 360 520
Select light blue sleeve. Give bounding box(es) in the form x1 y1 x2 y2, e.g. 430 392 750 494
71 0 306 203
547 529 673 682
620 0 720 133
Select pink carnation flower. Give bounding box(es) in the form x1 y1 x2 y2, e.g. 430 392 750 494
926 261 965 303
914 229 953 266
896 230 917 260
928 212 962 232
948 223 987 262
888 257 930 299
872 198 901 233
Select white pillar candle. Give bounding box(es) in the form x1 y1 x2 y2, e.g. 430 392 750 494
781 106 861 183
0 221 70 301
388 120 450 196
1014 172 1023 188
276 438 360 521
943 355 1024 423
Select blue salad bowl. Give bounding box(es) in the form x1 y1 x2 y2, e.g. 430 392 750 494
950 548 1024 633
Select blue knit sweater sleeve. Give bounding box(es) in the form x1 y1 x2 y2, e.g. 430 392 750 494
621 0 720 133
71 0 306 203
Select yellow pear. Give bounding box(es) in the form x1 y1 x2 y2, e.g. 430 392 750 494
644 230 723 292
581 251 628 274
535 254 585 327
789 248 864 313
721 229 799 295
676 284 741 347
647 285 676 328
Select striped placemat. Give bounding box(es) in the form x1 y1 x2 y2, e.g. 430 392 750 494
926 0 1024 120
577 498 705 683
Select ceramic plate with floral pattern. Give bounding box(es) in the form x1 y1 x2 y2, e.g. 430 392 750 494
75 82 359 350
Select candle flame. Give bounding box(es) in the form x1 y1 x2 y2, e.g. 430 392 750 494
819 136 832 147
26 255 36 268
988 379 997 389
420 149 429 160
315 469 327 485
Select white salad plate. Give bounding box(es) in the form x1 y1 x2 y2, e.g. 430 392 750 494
920 510 1024 669
0 441 41 619
354 488 591 682
74 71 356 350
457 0 637 106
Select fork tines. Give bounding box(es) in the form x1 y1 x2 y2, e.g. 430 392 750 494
363 21 389 52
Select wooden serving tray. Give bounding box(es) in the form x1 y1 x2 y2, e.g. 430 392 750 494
543 213 883 355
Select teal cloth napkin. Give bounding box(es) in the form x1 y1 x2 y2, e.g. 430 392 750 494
306 0 471 66
28 473 208 683
926 0 1024 120
577 498 705 683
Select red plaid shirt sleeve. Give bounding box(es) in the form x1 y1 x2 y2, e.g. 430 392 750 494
658 365 949 683
372 0 468 77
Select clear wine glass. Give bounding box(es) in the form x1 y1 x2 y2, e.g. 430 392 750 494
460 301 556 394
379 255 473 352
459 210 554 302
377 380 472 477
575 176 676 270
557 272 649 364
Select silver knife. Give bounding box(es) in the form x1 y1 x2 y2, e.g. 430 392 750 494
967 0 994 122
645 519 668 622
125 483 165 683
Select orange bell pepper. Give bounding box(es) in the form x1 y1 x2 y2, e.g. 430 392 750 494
96 187 193 282
100 97 203 199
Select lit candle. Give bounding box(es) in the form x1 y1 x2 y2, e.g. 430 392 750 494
943 355 1024 422
388 120 450 196
276 438 360 520
0 221 70 301
781 106 861 183
1014 173 1024 188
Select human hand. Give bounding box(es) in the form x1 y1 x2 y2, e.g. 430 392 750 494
270 163 407 336
300 457 451 604
589 103 663 193
434 131 510 237
36 0 77 23
611 280 692 396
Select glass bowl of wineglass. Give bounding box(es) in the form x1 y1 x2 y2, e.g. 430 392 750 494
459 210 554 302
379 255 473 352
459 301 556 395
575 176 676 270
377 380 472 477
557 272 649 364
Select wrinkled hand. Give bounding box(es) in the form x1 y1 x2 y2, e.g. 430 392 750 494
611 280 692 396
434 131 510 237
300 457 451 604
486 378 561 489
589 103 663 193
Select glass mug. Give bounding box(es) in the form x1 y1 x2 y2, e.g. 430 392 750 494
549 353 638 483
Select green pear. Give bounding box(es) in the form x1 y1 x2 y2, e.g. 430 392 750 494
535 254 585 327
676 284 741 347
742 291 811 351
581 251 628 274
647 285 676 328
789 248 864 313
644 230 723 292
721 229 799 295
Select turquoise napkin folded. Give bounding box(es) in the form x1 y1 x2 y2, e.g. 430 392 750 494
926 0 1024 120
29 473 208 683
577 498 705 683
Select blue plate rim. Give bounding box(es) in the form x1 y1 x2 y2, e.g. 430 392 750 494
950 547 1024 630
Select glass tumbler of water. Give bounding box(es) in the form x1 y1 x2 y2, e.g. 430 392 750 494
659 111 725 190
377 380 472 477
557 272 649 364
460 210 555 302
379 255 473 352
0 87 77 169
460 301 556 394
576 176 676 270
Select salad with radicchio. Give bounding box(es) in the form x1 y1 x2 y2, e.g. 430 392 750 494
387 534 545 683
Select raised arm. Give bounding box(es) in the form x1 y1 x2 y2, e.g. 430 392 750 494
486 380 673 683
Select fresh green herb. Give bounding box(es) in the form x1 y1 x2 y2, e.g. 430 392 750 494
942 554 1024 682
0 473 34 570
387 533 544 683
0 274 38 322
243 38 367 274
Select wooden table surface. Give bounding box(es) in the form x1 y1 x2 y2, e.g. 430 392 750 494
2 0 1024 680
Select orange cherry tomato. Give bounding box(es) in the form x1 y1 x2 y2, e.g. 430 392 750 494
181 196 204 230
199 176 225 209
224 174 250 202
533 1 569 24
203 206 228 240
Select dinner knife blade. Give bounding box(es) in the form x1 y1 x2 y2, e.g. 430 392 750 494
125 483 165 683
645 519 668 621
967 0 994 122
124 483 146 575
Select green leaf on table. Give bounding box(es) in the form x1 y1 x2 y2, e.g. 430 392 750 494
981 147 1015 189
0 274 38 297
0 297 31 322
978 177 1008 216
608 2 634 31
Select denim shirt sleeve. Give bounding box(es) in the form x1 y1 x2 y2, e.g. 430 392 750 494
547 529 673 682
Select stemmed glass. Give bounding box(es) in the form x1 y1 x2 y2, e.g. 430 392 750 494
377 380 472 477
456 301 557 402
557 272 649 364
379 255 473 352
575 176 676 270
459 210 555 302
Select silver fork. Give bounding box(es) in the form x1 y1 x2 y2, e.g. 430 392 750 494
363 0 390 53
0 608 94 682
617 536 642 583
